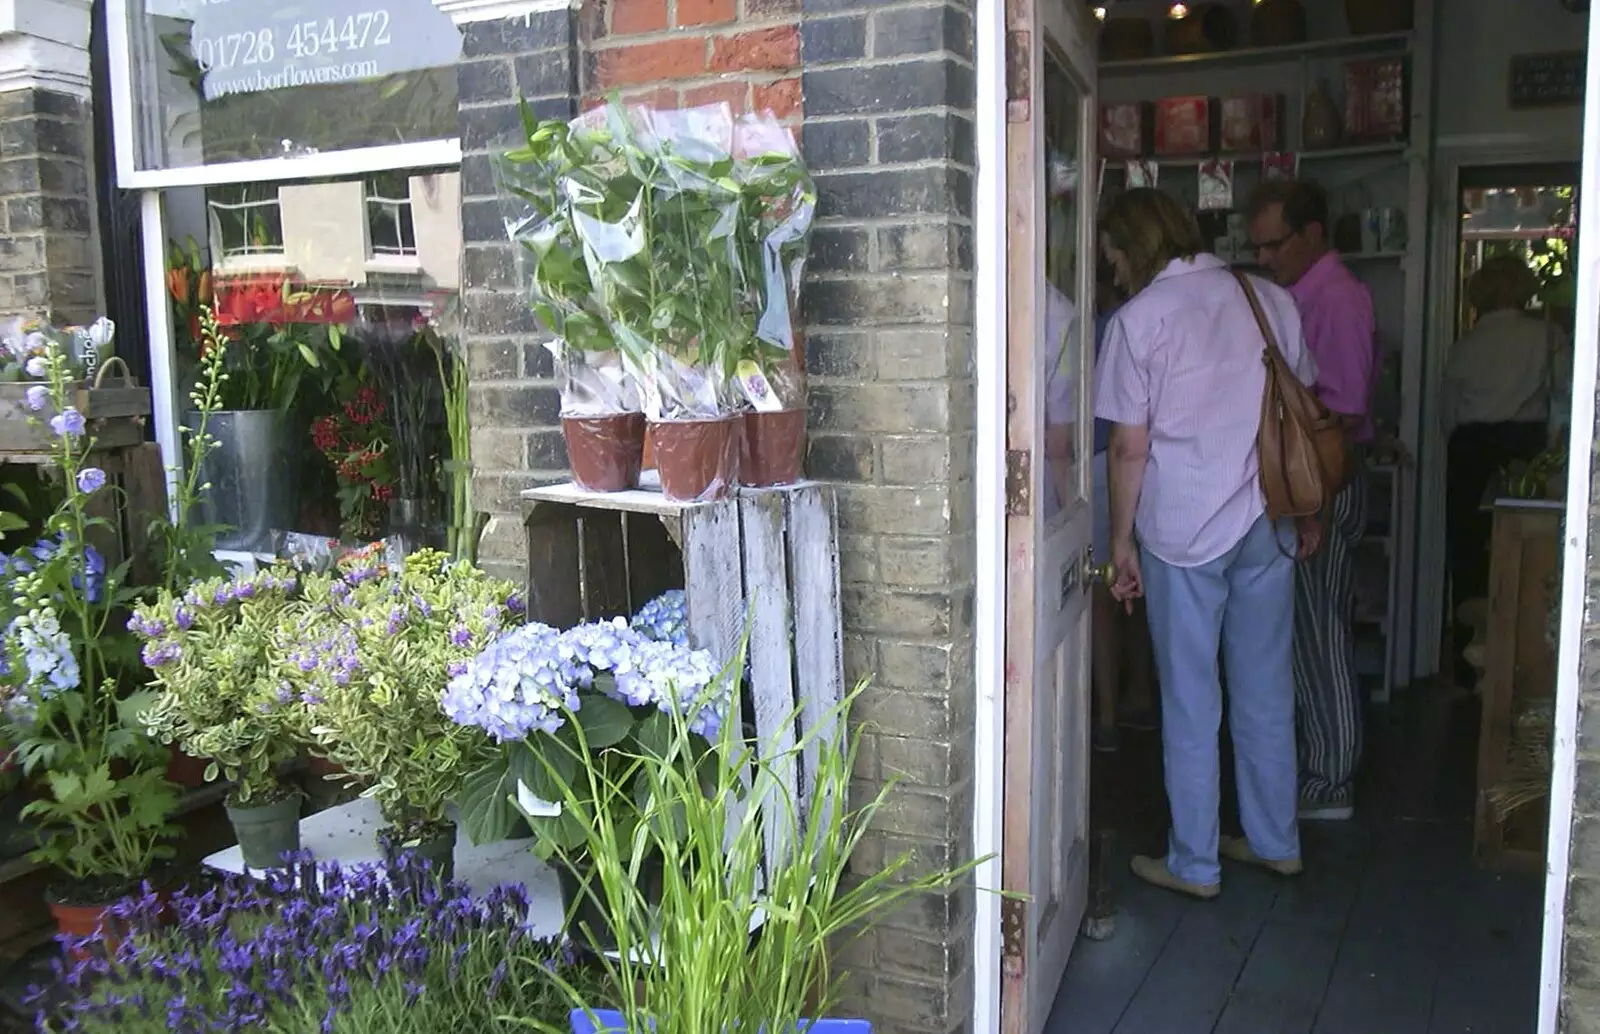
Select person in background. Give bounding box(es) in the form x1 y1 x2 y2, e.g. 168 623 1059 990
1090 260 1157 753
1249 180 1376 823
1095 188 1313 900
1442 255 1573 665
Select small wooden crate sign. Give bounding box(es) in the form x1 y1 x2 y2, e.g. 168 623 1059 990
0 369 151 456
522 473 846 871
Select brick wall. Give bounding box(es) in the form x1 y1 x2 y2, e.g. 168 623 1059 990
0 89 99 325
797 0 977 1031
457 2 979 1030
456 11 582 588
1564 432 1600 1028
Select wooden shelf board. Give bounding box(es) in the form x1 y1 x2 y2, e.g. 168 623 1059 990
1101 31 1412 76
1105 143 1410 169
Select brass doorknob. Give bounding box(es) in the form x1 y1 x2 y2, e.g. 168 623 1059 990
1085 558 1117 586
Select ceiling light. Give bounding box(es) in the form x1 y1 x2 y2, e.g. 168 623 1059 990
1093 5 1107 18
1167 3 1190 19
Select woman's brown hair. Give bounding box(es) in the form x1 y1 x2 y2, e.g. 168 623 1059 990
1101 188 1206 294
1467 254 1539 315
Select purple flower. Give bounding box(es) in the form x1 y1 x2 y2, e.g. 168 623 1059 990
24 356 47 378
75 466 106 494
49 407 85 437
24 384 48 411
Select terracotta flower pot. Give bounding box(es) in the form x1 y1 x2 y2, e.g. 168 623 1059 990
164 748 211 788
741 409 807 488
563 413 648 493
650 417 740 502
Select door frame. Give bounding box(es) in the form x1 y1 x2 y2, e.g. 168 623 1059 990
972 0 1095 1027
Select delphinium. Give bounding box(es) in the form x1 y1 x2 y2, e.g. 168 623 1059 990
450 615 729 861
127 567 306 804
28 852 613 1034
282 549 522 847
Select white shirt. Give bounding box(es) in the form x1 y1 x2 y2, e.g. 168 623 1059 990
1094 253 1317 567
1442 309 1570 435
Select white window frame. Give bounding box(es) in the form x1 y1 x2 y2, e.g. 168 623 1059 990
364 175 421 271
206 187 288 271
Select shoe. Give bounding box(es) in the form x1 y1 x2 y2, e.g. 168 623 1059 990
1129 855 1220 900
1219 835 1303 876
1298 798 1354 821
1092 726 1120 753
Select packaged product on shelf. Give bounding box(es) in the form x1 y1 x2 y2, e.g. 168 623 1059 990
1153 96 1213 156
1197 160 1235 211
1344 57 1406 141
1218 94 1281 152
1100 101 1151 160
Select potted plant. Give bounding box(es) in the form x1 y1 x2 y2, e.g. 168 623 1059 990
0 317 148 458
282 548 518 879
128 566 308 869
449 612 728 952
0 336 181 944
539 675 988 1034
27 855 616 1033
500 110 647 494
191 271 346 553
309 376 400 541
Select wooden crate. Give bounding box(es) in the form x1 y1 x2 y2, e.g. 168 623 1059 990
522 474 845 869
1473 499 1561 874
0 374 151 456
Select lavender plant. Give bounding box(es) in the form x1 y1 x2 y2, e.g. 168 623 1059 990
449 616 728 863
28 852 614 1034
128 567 306 804
281 549 520 843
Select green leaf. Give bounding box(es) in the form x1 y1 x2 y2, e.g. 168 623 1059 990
458 754 519 846
298 343 321 368
571 694 634 750
632 711 673 758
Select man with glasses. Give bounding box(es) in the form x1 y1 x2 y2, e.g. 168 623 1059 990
1248 180 1377 822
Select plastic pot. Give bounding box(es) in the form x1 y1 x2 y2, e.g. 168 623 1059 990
563 413 648 493
556 853 665 957
378 822 458 883
650 416 740 502
741 409 807 488
226 793 302 870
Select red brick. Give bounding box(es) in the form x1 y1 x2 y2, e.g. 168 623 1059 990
610 0 669 34
593 38 709 88
752 76 801 120
684 80 749 110
709 26 799 74
624 85 682 109
677 0 735 27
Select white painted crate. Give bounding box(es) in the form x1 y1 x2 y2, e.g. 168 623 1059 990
521 473 845 872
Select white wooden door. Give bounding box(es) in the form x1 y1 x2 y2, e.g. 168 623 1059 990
999 0 1097 1030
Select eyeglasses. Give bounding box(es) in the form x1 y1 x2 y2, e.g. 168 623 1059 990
1253 230 1298 255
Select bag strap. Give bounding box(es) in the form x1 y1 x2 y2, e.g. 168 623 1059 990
1230 269 1287 364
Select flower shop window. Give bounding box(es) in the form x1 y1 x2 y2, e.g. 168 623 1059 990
110 0 464 183
154 164 473 558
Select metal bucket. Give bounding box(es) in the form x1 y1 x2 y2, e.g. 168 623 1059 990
188 409 297 554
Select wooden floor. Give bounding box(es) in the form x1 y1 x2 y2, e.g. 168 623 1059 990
1048 684 1545 1034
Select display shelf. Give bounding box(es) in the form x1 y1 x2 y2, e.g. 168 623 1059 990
1103 143 1411 169
1101 31 1411 77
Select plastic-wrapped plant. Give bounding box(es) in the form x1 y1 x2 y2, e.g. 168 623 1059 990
27 853 614 1033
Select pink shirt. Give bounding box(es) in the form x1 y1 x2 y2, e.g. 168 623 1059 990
1094 254 1317 567
1289 251 1377 442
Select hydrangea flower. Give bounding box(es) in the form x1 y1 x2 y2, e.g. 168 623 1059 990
631 589 688 646
441 622 578 742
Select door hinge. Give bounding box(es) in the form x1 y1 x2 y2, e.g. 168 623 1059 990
1005 449 1031 516
1001 897 1028 975
1005 30 1031 122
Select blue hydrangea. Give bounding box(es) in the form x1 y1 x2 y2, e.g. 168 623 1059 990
441 622 580 743
617 637 727 740
631 589 688 646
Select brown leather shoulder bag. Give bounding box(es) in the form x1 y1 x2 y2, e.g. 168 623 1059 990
1233 270 1348 520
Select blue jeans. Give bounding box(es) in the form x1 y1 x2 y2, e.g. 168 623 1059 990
1141 515 1301 885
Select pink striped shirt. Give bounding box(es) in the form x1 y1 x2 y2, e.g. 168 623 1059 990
1094 253 1317 567
1289 251 1377 442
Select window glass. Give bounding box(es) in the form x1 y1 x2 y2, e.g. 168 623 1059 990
162 166 465 553
127 0 463 173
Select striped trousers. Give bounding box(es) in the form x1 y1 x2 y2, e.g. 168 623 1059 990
1292 470 1368 807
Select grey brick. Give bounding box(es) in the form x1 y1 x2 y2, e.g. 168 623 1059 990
463 291 539 335
470 384 562 429
808 433 876 482
804 330 871 377
878 223 963 272
33 118 85 159
527 428 569 468
811 383 952 434
816 167 972 219
878 112 975 166
461 198 512 244
800 119 871 169
521 340 557 378
460 11 573 58
457 59 514 106
464 244 519 290
515 52 576 99
872 4 973 60
802 15 868 63
810 226 871 273
802 61 972 117
465 339 520 380
804 274 957 326
38 157 88 197
461 153 499 198
460 102 527 153
0 159 40 197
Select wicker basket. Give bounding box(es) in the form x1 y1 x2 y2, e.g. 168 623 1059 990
1164 4 1238 56
1250 0 1306 47
1345 0 1414 35
1101 17 1155 60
